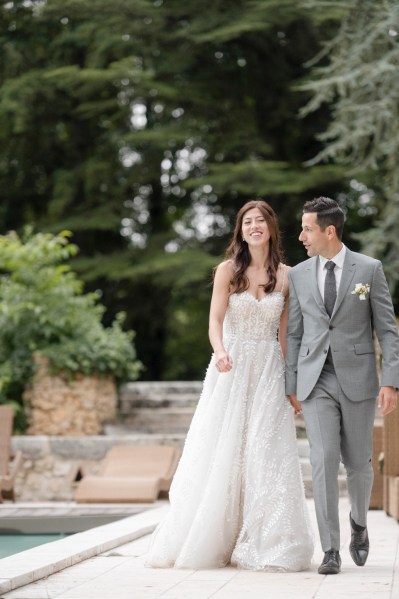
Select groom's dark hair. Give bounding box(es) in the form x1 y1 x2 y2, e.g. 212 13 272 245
303 197 345 240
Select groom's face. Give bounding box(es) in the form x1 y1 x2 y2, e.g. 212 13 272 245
299 212 329 257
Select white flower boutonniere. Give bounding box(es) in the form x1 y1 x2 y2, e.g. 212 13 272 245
351 283 370 300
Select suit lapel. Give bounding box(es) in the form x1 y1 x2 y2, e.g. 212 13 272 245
331 249 356 318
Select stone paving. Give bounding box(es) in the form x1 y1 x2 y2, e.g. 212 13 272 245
1 497 398 599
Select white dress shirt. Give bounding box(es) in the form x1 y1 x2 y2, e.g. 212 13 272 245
317 244 347 301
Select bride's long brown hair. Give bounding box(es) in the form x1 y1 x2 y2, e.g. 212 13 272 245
225 200 284 294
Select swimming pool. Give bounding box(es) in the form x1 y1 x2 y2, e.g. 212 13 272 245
0 513 127 558
0 534 70 559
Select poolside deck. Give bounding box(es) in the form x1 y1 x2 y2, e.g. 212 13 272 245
1 497 398 599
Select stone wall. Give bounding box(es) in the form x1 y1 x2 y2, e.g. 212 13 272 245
11 435 184 502
12 380 197 501
24 356 117 435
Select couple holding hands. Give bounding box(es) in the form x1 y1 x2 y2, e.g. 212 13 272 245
147 197 399 575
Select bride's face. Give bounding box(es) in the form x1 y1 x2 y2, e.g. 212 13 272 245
241 207 270 247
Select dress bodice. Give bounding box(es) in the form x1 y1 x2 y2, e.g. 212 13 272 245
223 291 285 343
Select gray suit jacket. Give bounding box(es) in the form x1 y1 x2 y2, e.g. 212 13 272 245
285 249 399 402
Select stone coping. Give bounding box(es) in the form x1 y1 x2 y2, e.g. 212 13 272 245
0 501 164 533
0 504 168 594
11 434 185 459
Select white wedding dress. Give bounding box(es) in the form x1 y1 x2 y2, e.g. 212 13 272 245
146 285 313 571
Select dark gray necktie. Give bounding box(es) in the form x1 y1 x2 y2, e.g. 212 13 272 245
324 261 336 317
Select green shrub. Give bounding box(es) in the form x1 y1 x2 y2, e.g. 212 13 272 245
0 229 142 409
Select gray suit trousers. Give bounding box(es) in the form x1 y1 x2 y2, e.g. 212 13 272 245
301 364 375 552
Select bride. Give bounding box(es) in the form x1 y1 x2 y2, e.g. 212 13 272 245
146 200 313 571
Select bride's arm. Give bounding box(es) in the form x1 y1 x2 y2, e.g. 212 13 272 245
209 261 233 372
278 298 289 360
278 265 291 360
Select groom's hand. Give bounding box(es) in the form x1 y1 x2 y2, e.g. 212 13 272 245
288 394 302 415
378 386 398 417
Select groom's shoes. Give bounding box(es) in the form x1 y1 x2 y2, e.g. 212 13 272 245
349 512 369 566
318 549 341 575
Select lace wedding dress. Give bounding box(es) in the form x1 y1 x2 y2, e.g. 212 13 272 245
146 286 314 571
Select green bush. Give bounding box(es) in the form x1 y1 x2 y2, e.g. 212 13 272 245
0 229 142 408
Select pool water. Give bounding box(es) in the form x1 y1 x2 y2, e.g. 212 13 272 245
0 534 70 559
0 512 130 558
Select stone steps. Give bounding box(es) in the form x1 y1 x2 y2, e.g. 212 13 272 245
118 381 201 434
119 381 203 412
115 382 347 497
118 407 197 434
118 381 307 436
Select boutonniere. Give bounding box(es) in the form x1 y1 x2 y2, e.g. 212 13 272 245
351 283 370 300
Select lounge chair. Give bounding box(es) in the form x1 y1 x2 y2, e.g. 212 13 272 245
74 444 180 503
0 405 23 502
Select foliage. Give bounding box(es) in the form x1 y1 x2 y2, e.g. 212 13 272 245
298 0 399 299
0 0 371 379
0 229 141 406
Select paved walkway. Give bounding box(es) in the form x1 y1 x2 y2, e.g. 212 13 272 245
2 497 398 599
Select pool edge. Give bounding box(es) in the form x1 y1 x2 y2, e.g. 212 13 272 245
0 504 168 593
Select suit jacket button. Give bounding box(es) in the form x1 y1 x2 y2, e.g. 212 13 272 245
323 349 328 353
329 325 334 330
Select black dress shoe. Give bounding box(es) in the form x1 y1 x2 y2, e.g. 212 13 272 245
318 549 341 574
349 512 369 566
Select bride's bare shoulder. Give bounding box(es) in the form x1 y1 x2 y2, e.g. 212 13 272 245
215 259 235 275
213 260 234 289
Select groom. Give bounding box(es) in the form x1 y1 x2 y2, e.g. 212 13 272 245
285 197 399 575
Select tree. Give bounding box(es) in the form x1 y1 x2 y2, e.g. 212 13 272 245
0 229 141 417
298 0 399 302
0 1 351 378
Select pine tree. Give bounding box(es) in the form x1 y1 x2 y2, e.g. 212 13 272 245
299 0 399 299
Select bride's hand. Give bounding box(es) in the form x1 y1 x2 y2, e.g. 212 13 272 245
288 394 302 415
215 351 233 373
